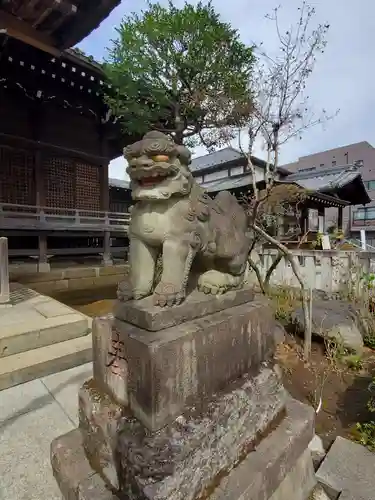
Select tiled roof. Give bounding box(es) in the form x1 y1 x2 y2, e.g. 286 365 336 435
285 164 363 191
201 173 254 193
190 147 244 173
281 164 371 205
190 147 290 176
109 178 130 190
199 163 370 205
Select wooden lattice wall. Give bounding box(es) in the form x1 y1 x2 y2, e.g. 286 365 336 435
44 156 75 209
0 146 102 211
44 154 101 211
0 145 36 205
76 162 101 211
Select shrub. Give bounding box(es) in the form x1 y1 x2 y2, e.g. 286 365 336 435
355 377 375 450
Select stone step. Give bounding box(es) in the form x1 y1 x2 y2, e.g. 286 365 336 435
0 299 92 358
316 436 375 500
0 334 93 391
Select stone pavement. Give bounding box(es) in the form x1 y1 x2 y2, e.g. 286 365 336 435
0 363 93 500
0 285 92 390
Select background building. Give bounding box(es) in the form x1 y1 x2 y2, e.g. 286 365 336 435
281 141 375 245
189 147 369 246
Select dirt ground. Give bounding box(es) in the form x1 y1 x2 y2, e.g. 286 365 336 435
52 285 117 317
52 285 375 449
276 334 375 448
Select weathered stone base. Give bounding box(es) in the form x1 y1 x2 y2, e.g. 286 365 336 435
78 365 286 496
51 398 315 500
269 448 316 500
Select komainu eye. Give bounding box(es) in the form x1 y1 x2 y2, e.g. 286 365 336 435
151 155 169 162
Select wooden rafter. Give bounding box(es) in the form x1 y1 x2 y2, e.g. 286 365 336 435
44 0 77 34
33 0 77 28
0 10 61 56
60 0 120 49
17 0 42 19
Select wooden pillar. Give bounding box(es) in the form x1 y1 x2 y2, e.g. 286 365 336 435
0 237 10 305
337 206 343 231
103 229 113 266
38 233 50 272
30 102 45 207
300 207 309 234
98 123 110 212
35 149 45 207
318 207 325 233
100 162 110 212
99 125 112 265
29 105 49 272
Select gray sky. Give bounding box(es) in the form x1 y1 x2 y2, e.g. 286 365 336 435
78 0 375 179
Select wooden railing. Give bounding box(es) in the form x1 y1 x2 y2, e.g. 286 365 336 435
0 203 131 232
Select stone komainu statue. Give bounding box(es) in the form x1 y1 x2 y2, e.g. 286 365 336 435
119 131 251 307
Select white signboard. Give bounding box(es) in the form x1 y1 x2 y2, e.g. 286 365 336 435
308 209 319 231
321 234 331 250
361 229 366 250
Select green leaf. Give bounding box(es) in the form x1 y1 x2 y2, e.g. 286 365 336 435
103 0 255 146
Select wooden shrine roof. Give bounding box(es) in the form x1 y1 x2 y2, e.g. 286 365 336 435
0 0 120 56
0 34 110 101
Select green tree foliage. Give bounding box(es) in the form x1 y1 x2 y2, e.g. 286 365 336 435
104 0 255 146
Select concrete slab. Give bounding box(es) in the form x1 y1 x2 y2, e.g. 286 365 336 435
42 363 93 426
316 436 375 500
33 300 78 318
0 287 91 358
0 307 45 327
0 378 74 500
0 310 88 342
0 335 93 391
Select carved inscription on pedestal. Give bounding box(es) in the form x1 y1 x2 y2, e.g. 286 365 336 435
92 316 129 407
106 328 127 377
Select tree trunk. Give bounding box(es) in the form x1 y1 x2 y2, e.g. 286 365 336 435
264 251 283 290
252 222 312 359
174 131 184 145
247 255 266 294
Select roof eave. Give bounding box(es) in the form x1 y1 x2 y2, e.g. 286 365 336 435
57 1 121 49
320 174 371 206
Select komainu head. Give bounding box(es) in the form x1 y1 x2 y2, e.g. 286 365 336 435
124 131 193 201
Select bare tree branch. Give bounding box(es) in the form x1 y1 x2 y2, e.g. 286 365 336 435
230 1 336 359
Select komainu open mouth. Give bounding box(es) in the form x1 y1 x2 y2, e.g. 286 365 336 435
138 173 170 187
130 167 176 187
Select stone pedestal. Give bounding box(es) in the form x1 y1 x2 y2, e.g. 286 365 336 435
51 288 316 500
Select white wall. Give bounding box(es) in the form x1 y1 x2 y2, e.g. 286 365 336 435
204 169 230 182
250 248 375 293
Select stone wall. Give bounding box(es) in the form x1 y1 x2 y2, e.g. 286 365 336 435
251 249 375 293
9 264 129 294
